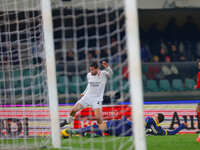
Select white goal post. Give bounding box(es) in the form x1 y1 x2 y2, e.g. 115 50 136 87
125 0 147 150
41 0 61 148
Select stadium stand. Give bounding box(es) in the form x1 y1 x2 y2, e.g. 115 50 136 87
1 8 200 104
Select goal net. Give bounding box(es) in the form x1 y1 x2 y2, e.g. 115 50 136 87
0 0 52 149
54 0 137 149
0 0 146 149
53 0 129 104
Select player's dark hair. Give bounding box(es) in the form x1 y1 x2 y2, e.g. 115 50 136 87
90 62 99 69
157 113 165 123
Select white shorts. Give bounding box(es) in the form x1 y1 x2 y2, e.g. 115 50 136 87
77 95 102 109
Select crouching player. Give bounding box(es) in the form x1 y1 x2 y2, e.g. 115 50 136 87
61 113 187 138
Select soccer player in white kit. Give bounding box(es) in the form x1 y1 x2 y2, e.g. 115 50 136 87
60 61 113 129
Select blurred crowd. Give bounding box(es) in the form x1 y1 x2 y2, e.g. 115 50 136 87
1 9 200 67
55 15 200 64
140 16 200 62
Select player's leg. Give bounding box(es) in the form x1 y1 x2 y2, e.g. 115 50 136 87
94 107 107 131
62 124 103 135
94 108 103 124
92 100 107 130
60 102 85 127
70 103 84 117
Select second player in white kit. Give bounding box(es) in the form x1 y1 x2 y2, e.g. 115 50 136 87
60 61 113 129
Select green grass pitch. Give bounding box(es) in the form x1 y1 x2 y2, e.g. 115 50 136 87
0 134 199 150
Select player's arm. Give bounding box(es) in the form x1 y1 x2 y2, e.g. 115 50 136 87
196 104 200 112
166 123 187 135
81 85 88 97
102 61 113 78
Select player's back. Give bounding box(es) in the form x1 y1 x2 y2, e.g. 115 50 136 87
145 116 166 135
106 117 132 136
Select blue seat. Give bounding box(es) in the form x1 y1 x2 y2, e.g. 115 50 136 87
172 79 184 91
57 76 68 94
0 71 4 79
24 78 31 87
112 80 120 91
23 69 31 77
14 80 21 88
146 80 159 92
159 80 171 91
13 70 21 79
185 79 195 90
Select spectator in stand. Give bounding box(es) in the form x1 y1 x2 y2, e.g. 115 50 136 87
11 44 20 65
141 43 151 62
165 17 180 43
100 49 109 62
4 42 19 65
148 56 161 81
161 56 179 83
182 42 193 61
159 47 168 62
66 50 75 79
151 55 160 63
100 39 107 48
56 52 63 62
181 16 199 42
147 23 163 55
195 41 200 60
0 46 7 66
87 51 94 62
112 54 120 64
168 43 180 62
2 55 9 66
93 49 100 59
110 38 120 64
194 61 200 89
66 50 74 61
122 65 129 80
111 38 118 56
121 49 127 62
179 55 187 62
78 51 86 60
140 27 147 42
181 16 199 60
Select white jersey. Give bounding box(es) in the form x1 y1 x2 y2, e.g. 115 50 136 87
82 66 113 100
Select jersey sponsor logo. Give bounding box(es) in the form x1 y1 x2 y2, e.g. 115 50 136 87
89 82 101 87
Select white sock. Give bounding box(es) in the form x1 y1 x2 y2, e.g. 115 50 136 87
66 116 73 124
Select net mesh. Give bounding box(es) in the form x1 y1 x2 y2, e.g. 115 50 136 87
53 0 129 104
1 0 198 150
53 0 134 149
0 0 51 149
0 0 133 149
